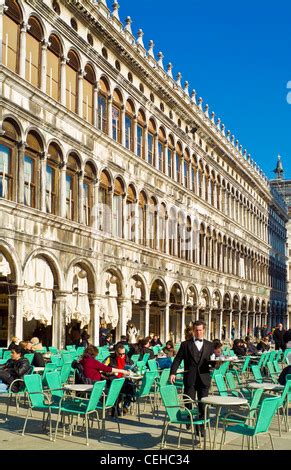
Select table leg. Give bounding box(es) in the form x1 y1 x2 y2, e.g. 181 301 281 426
212 406 222 450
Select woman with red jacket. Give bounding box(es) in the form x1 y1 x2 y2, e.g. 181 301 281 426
80 345 130 383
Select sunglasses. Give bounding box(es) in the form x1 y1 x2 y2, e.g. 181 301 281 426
118 352 125 356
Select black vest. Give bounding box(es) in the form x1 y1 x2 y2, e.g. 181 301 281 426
193 342 204 363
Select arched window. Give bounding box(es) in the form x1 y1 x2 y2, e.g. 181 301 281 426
83 162 96 226
46 142 62 214
112 178 124 238
159 203 167 253
0 119 19 201
66 50 80 113
169 208 177 256
199 225 206 265
148 197 157 249
158 127 166 173
177 212 184 259
98 77 109 133
184 149 190 188
112 89 122 143
198 163 204 198
126 184 136 242
83 64 95 125
25 131 43 209
2 0 22 73
167 135 174 178
125 100 134 151
26 16 43 88
46 34 62 101
176 142 182 184
98 170 111 232
138 192 147 245
205 166 210 202
191 156 198 194
216 176 221 210
148 119 156 166
66 153 80 221
136 109 146 159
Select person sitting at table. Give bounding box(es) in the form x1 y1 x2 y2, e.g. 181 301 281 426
163 340 176 358
212 339 223 357
232 339 247 357
107 343 136 415
256 336 270 352
79 345 130 384
129 337 154 360
19 341 46 367
0 345 32 392
244 336 258 355
30 337 43 351
151 335 162 347
278 364 291 385
8 336 19 350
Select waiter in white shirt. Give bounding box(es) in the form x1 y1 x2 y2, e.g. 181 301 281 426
170 321 214 432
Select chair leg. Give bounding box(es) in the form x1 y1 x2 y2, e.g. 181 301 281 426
208 421 212 451
269 433 275 450
48 409 52 441
54 408 62 442
177 423 182 449
277 409 282 437
242 435 245 450
22 407 30 436
85 415 89 446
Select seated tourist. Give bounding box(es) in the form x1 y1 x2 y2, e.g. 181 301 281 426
232 339 247 357
19 341 45 367
30 337 43 351
256 336 271 352
79 345 130 383
244 336 258 355
107 343 136 414
151 335 162 347
0 345 32 392
212 339 223 357
8 336 19 350
163 340 176 358
278 365 291 385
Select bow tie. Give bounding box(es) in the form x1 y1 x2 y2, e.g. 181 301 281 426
195 339 203 342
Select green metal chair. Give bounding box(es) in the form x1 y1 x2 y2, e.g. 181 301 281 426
148 359 159 377
142 352 150 365
220 395 280 450
135 371 157 421
54 380 106 446
60 363 72 385
24 353 34 365
266 361 279 383
22 374 57 440
2 350 11 361
274 378 291 435
160 384 211 450
251 365 272 383
96 378 125 437
136 360 146 374
130 354 140 365
49 346 58 354
213 374 229 397
66 345 76 351
225 372 251 399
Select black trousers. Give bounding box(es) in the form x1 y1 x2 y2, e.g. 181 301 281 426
184 374 210 418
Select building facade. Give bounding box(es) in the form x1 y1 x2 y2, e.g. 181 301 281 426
0 0 288 348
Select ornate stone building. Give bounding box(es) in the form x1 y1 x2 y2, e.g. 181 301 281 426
0 0 288 348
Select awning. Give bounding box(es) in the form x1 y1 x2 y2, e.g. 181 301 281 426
66 293 91 328
99 296 119 328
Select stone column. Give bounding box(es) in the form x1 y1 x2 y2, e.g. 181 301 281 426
0 2 8 65
181 306 185 343
107 96 113 139
8 286 23 344
78 170 84 224
53 292 67 350
60 56 67 106
164 142 169 176
59 163 67 218
164 303 170 343
119 299 128 337
92 179 99 230
17 141 26 204
19 22 28 79
77 70 84 118
154 133 159 170
93 84 98 128
144 124 148 162
90 297 100 346
133 115 138 155
40 151 47 212
237 310 241 338
121 105 125 147
40 40 48 93
145 301 150 337
207 309 212 340
219 310 223 340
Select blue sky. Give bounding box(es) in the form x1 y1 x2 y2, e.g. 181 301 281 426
115 0 291 179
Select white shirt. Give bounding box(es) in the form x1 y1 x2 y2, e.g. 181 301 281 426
194 338 204 351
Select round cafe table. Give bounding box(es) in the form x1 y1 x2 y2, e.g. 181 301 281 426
201 395 248 449
247 382 284 391
63 384 93 392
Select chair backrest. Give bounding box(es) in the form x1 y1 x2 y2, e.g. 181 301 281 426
152 346 160 356
46 371 64 399
160 384 181 422
255 396 281 434
225 371 239 396
87 380 106 413
60 363 72 384
251 365 263 383
218 360 230 376
286 353 291 366
50 355 62 366
214 374 228 396
0 348 5 359
137 371 156 397
61 351 75 363
66 345 76 351
283 348 291 360
142 353 150 365
257 353 266 368
76 347 85 356
136 361 146 374
159 368 170 387
273 361 280 373
229 350 235 357
130 354 140 365
49 347 58 354
42 363 60 382
249 388 264 418
104 378 125 408
24 353 34 365
241 356 251 373
147 359 158 372
3 350 11 361
24 374 45 408
262 353 271 367
277 378 291 407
